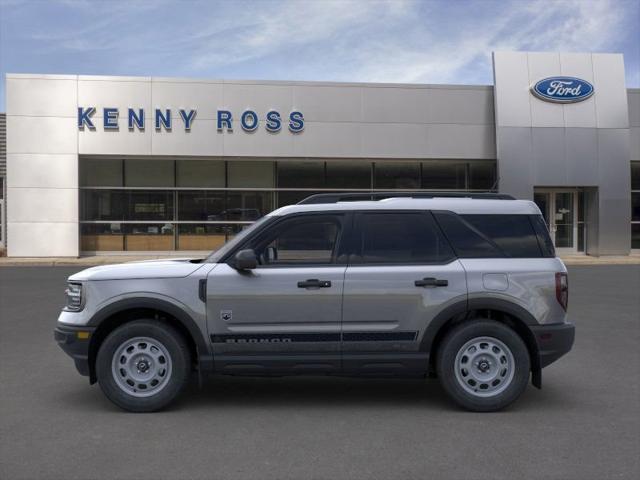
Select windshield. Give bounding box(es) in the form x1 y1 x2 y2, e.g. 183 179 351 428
205 216 272 263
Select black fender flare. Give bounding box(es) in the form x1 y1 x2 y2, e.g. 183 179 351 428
87 297 213 376
420 297 541 387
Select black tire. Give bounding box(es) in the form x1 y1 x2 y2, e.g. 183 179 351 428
96 320 191 412
436 320 530 412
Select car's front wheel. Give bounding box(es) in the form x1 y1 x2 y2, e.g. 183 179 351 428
96 320 191 412
436 320 530 412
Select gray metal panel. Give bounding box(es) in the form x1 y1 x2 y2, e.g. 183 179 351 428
528 52 564 128
565 128 599 185
628 90 640 127
596 129 631 254
361 87 429 124
426 88 495 125
560 53 597 128
495 126 534 199
630 127 640 161
492 52 532 127
592 54 629 129
493 52 632 256
428 124 495 158
531 127 566 185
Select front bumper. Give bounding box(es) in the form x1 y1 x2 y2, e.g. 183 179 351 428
530 321 575 368
54 325 96 377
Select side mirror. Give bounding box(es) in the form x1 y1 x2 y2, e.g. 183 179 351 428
234 249 258 270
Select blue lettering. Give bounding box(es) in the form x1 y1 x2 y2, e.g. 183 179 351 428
217 110 233 131
78 107 96 129
265 110 281 132
179 109 197 130
103 108 119 129
155 109 172 130
128 108 145 130
288 111 304 133
241 110 259 132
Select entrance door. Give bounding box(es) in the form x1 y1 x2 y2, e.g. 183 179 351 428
534 190 578 253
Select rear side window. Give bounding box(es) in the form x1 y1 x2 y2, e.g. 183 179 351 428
434 212 551 258
354 212 455 264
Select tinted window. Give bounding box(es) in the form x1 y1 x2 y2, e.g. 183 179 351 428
252 215 342 265
462 215 543 258
530 214 556 257
356 212 454 264
434 212 502 258
436 213 547 258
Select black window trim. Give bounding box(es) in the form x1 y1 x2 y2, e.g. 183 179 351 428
348 210 458 267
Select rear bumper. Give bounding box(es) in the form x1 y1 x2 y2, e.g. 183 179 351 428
530 321 575 368
54 325 95 377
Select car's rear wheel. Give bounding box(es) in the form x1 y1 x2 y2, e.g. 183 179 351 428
436 320 530 412
96 320 191 412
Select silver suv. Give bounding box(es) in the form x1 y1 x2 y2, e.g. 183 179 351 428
55 193 575 412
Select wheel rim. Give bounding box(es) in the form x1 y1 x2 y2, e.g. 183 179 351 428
111 336 173 398
453 336 515 398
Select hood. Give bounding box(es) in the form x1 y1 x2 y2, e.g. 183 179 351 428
68 258 207 281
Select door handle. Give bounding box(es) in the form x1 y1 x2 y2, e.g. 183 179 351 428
297 279 332 288
414 277 448 287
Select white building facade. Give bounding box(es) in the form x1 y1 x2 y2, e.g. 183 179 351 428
2 51 639 257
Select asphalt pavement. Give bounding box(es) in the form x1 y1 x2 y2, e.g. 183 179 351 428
1 265 639 480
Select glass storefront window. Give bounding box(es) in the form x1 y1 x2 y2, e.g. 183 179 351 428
631 162 640 190
80 223 124 251
79 157 500 251
123 223 174 251
326 161 371 189
81 190 126 221
277 191 324 208
128 191 174 221
228 161 274 188
178 191 225 221
277 161 325 188
632 192 640 222
177 224 238 251
468 162 496 190
81 158 123 186
375 162 420 189
125 159 175 187
632 224 640 249
226 191 272 220
422 162 466 189
176 160 225 188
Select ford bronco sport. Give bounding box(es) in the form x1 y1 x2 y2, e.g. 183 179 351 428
55 192 575 412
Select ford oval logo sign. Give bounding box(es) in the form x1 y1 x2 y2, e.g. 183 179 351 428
531 77 594 103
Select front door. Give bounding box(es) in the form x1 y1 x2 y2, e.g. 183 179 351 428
206 213 348 374
534 190 578 253
341 211 467 374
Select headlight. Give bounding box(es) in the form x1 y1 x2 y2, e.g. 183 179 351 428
64 283 84 311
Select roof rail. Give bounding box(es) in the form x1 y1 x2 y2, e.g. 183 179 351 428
297 191 515 205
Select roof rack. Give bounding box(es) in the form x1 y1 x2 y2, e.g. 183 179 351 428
297 191 515 205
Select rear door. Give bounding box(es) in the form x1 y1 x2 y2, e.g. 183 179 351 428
341 211 467 374
206 212 349 374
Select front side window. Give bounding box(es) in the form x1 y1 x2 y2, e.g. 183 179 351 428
354 212 454 264
250 215 343 266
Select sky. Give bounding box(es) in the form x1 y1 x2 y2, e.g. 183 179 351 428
0 0 638 111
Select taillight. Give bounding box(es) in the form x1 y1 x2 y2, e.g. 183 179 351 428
555 272 568 311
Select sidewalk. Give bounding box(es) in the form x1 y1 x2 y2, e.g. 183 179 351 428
1 254 639 267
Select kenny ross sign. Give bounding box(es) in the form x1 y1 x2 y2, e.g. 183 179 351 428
77 107 305 133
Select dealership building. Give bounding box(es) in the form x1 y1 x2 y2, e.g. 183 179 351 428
1 51 639 257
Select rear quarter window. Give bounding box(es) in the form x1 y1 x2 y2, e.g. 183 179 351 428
434 212 552 258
